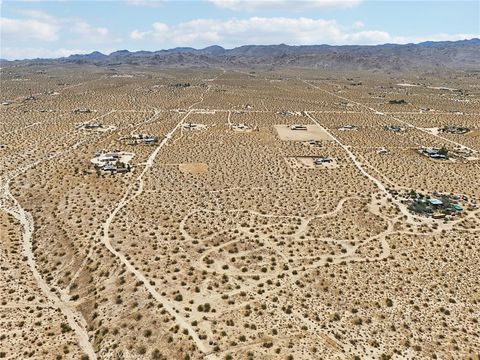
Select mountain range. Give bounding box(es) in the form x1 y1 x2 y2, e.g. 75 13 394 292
2 39 480 71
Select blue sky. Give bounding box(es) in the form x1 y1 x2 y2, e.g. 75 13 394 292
1 0 479 60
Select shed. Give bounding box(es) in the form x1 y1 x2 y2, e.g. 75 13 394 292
452 204 463 211
102 165 117 172
290 124 307 130
314 157 333 165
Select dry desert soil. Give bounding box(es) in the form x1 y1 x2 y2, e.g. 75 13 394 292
1 65 479 360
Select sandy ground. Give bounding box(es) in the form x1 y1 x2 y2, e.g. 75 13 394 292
1 66 479 360
179 162 209 174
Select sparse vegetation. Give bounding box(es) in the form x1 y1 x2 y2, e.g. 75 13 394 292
1 65 478 360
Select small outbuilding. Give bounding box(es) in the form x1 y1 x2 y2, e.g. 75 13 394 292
428 198 443 206
339 125 356 131
74 107 92 114
452 204 463 212
290 124 307 130
314 157 333 165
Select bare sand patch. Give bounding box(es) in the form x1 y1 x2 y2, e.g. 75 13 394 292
420 127 440 135
396 83 419 87
179 162 209 174
274 124 334 141
467 130 480 137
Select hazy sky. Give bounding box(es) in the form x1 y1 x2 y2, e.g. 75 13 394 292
1 0 479 60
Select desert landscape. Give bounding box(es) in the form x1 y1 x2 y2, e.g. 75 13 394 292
1 62 479 360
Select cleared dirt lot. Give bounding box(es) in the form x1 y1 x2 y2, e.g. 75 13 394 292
179 162 209 174
274 124 335 141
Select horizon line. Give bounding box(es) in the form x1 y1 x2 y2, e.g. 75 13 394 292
1 37 479 62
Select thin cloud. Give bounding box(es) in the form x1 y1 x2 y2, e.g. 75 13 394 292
1 47 86 60
71 21 110 43
1 9 114 44
209 0 361 11
15 9 57 21
130 16 479 48
1 17 60 42
130 29 151 40
394 33 480 44
125 0 165 7
131 17 392 47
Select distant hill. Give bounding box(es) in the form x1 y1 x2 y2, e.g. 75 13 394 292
2 39 479 71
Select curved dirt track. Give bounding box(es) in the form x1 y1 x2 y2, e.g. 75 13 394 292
1 166 96 359
95 84 221 359
2 67 478 360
